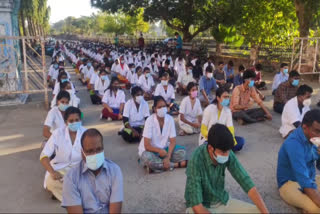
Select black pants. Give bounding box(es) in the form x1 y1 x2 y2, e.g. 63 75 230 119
121 127 143 143
90 94 102 105
255 81 266 89
232 108 266 124
273 102 284 114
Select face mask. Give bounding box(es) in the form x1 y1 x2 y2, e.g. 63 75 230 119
221 98 230 107
58 103 69 111
207 73 213 79
131 68 135 72
87 63 92 67
283 68 288 74
135 95 144 104
188 69 193 74
157 107 167 118
145 73 151 78
310 137 320 147
61 79 69 83
303 98 312 107
83 151 105 171
101 75 108 81
168 57 172 60
240 73 243 77
292 79 299 87
141 60 145 64
108 57 112 61
191 91 198 98
161 80 168 86
68 121 82 132
66 89 73 95
213 151 229 164
54 64 59 69
248 80 255 88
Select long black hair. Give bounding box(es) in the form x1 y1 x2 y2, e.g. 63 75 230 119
212 87 229 104
107 76 120 96
152 96 166 113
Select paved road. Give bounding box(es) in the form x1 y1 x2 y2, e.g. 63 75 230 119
1 64 320 213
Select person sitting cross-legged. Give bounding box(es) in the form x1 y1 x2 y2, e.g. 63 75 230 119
230 69 272 125
184 124 269 214
273 70 300 114
277 109 320 213
62 128 123 214
280 85 313 139
138 96 188 173
119 86 150 143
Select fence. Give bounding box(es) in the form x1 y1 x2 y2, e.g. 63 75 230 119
0 36 49 108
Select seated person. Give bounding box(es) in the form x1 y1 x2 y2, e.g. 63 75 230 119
223 60 234 84
154 72 179 115
120 86 150 143
62 129 123 213
273 70 300 114
254 64 266 90
199 66 218 107
280 84 312 138
138 67 155 101
51 81 80 108
230 69 272 125
277 109 320 213
214 61 231 89
90 70 110 105
159 59 176 86
178 82 202 136
53 71 75 97
43 91 70 139
130 66 142 88
138 96 188 173
199 87 245 152
233 64 245 88
203 55 215 75
177 63 195 96
115 56 130 88
126 63 135 86
101 77 125 121
192 59 203 82
40 107 86 201
185 124 268 214
272 62 289 95
81 61 94 86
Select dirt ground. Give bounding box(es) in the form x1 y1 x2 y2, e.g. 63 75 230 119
0 64 319 213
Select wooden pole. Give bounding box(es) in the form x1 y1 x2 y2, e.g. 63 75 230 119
41 38 49 109
22 38 29 91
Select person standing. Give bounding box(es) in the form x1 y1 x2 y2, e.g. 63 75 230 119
175 32 183 56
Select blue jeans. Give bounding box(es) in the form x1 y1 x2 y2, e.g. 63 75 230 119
233 136 245 152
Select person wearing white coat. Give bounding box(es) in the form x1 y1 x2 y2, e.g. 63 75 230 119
280 85 313 138
51 81 80 109
200 87 245 152
90 70 110 105
40 107 86 201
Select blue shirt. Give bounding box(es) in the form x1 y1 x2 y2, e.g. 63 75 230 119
277 127 319 190
233 74 243 87
272 72 288 91
62 160 123 213
176 36 183 49
223 65 234 80
199 76 217 97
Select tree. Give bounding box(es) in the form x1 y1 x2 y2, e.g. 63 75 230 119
91 0 243 42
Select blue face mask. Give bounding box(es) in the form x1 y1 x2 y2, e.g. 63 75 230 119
83 151 105 171
101 75 108 81
221 98 230 107
87 62 92 67
248 80 255 88
61 78 69 83
54 64 59 69
213 152 229 164
58 103 69 111
292 79 299 87
68 121 82 132
283 68 288 74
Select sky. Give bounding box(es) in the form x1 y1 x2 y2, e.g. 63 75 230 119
48 0 100 24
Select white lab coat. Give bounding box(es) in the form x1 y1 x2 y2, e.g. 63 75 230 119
102 89 126 109
138 75 155 92
154 84 175 103
179 96 202 124
94 77 110 96
44 106 65 133
123 98 150 127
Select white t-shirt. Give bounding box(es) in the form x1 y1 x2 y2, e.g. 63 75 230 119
179 96 202 123
40 126 86 188
82 66 94 80
53 81 75 96
138 114 176 156
123 98 150 127
203 62 215 75
115 64 130 77
102 89 126 109
94 77 110 96
177 71 195 86
51 91 80 109
90 72 99 85
44 106 65 132
154 84 175 103
174 59 186 76
200 104 233 144
279 96 310 138
138 75 155 92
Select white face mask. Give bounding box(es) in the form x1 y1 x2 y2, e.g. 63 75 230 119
157 107 167 118
311 137 320 146
303 98 312 107
207 73 213 79
135 95 144 104
66 89 74 95
161 80 168 86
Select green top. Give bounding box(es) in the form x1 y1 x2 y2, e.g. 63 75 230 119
184 144 255 208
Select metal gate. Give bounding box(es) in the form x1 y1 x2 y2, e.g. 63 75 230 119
0 36 49 108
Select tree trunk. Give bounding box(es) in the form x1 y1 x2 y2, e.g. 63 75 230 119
294 0 312 38
215 42 222 56
27 17 34 36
